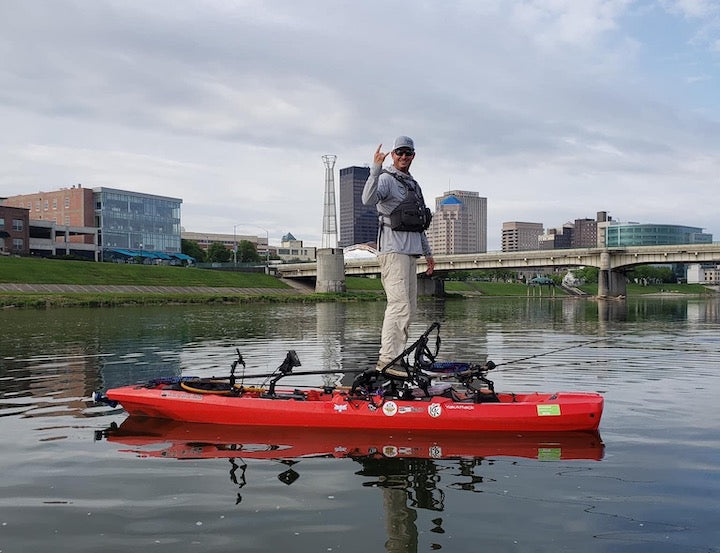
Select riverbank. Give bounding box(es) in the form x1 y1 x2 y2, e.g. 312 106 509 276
1 256 716 308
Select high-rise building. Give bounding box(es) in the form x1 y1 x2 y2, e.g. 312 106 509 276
338 166 377 247
571 218 597 248
428 190 487 254
502 221 543 252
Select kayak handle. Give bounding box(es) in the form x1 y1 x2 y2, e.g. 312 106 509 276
91 391 118 408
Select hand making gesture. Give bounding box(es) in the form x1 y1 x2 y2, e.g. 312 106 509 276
374 144 389 165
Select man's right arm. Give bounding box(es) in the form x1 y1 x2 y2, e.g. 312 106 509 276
362 163 384 205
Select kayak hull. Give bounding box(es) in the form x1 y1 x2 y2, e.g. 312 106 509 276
106 384 603 433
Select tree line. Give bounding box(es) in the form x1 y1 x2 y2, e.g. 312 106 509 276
181 239 262 263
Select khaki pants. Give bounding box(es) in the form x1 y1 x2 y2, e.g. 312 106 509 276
378 252 418 367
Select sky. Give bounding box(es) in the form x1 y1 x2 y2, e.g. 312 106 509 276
1 0 719 251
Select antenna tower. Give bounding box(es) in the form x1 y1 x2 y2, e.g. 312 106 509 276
321 154 338 249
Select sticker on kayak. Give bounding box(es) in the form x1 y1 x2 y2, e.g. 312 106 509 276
383 445 398 457
537 448 562 461
537 404 561 416
428 403 442 418
382 401 398 417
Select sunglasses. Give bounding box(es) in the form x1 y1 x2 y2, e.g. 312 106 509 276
394 149 415 157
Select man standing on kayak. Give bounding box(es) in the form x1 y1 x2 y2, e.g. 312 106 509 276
362 136 435 376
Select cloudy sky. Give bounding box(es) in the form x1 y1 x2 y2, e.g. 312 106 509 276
1 0 718 250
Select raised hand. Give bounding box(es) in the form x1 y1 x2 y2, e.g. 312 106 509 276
373 144 389 165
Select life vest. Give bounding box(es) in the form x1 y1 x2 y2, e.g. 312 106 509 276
380 170 433 232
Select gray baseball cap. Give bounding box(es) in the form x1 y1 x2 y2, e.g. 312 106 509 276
393 136 414 151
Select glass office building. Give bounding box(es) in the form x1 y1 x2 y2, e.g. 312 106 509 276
338 166 377 247
94 187 182 254
605 223 712 247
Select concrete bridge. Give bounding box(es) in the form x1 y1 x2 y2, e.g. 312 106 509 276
276 244 720 298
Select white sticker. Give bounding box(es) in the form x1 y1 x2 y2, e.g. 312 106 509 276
382 401 398 417
428 403 442 418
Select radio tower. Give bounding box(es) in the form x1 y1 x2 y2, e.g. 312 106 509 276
321 155 338 249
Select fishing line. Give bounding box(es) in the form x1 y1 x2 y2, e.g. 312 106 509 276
492 337 611 371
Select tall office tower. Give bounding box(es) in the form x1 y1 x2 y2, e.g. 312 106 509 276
428 190 487 254
321 155 338 249
502 221 544 252
572 218 598 248
338 166 377 247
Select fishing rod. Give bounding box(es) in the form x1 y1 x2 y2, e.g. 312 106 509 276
192 323 443 386
492 337 610 371
181 349 367 385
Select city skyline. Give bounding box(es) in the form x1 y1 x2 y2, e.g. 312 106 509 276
1 2 719 250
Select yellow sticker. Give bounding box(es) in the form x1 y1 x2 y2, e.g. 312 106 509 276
537 404 561 416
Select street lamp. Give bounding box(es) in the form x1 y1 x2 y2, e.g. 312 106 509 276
233 224 270 268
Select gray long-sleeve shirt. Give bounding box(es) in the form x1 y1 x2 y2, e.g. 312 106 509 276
362 164 432 257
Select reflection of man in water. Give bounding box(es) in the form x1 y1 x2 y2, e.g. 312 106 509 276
355 456 444 552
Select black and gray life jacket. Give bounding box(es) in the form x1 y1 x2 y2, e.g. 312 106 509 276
380 170 433 232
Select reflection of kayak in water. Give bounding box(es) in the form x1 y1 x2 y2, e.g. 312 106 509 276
102 417 605 462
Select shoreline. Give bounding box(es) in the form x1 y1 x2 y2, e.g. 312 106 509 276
1 285 715 310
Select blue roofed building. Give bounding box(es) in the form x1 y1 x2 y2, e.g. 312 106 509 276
428 190 487 254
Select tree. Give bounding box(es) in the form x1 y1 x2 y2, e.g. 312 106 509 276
237 240 262 263
628 265 674 284
206 242 231 263
181 239 206 262
573 266 599 284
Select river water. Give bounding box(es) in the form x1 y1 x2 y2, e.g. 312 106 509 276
0 297 719 553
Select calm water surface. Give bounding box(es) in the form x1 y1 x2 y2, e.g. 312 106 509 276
1 297 719 552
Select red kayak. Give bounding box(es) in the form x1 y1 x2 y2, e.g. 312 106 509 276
96 324 604 433
102 383 602 432
104 417 605 462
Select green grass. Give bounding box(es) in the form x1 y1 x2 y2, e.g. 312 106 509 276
579 282 715 296
345 276 384 291
445 280 564 296
0 256 289 288
0 291 385 309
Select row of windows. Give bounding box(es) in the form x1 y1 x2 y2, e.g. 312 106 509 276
21 198 72 211
0 218 24 231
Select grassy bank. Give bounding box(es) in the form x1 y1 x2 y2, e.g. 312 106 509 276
579 282 714 296
1 256 715 309
445 280 555 296
0 256 289 288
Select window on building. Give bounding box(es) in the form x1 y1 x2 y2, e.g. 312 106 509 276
12 238 23 251
35 200 40 211
53 198 58 210
65 197 70 208
44 200 49 211
0 217 4 228
12 219 23 231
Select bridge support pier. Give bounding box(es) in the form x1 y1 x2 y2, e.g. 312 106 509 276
316 248 346 293
598 251 627 298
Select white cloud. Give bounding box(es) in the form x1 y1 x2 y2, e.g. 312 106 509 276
1 0 719 250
